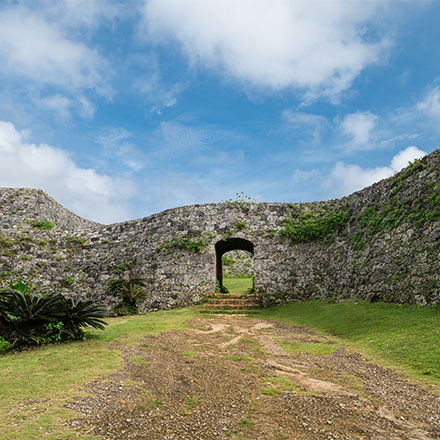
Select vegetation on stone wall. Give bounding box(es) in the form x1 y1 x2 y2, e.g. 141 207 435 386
223 192 259 211
391 158 427 195
0 237 14 248
352 165 440 250
222 250 253 278
158 232 216 254
115 260 134 274
280 205 350 243
29 219 55 230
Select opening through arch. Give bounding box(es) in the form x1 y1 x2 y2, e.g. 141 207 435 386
215 238 254 293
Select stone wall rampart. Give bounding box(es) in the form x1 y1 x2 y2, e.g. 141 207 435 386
1 150 439 309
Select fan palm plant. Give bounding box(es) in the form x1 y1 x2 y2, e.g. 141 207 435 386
0 280 107 349
58 296 107 340
107 278 148 315
0 286 64 343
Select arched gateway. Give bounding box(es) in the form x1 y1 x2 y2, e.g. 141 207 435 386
215 238 254 290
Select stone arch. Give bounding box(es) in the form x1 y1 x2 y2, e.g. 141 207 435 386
215 237 254 290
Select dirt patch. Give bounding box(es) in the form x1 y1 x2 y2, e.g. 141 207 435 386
66 315 440 440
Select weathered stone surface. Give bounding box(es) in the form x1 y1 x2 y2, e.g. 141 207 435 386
222 250 253 278
1 150 440 310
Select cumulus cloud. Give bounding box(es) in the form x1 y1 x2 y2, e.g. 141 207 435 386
143 0 388 99
339 111 378 149
0 121 135 223
0 8 105 90
328 146 427 195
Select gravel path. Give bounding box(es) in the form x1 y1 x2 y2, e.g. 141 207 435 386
66 315 440 439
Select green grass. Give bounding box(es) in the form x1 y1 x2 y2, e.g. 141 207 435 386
131 355 148 366
259 386 281 396
185 395 201 408
0 307 200 440
279 340 336 356
262 375 302 392
182 351 196 358
225 353 253 362
259 300 440 385
223 277 253 293
136 390 163 410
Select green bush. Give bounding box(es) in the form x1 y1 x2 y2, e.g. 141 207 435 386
107 278 148 316
0 281 107 350
171 235 206 253
29 220 55 230
0 336 12 353
281 207 350 243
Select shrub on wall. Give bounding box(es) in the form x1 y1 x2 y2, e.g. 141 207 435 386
29 219 55 230
281 206 350 243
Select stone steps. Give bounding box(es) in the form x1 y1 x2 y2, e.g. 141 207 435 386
204 293 260 311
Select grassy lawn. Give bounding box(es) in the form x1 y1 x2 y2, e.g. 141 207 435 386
223 277 253 293
0 307 200 440
259 300 440 387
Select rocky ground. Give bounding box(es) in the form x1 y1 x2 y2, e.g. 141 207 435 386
65 315 440 440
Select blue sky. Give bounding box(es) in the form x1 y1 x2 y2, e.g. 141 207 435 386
0 0 440 223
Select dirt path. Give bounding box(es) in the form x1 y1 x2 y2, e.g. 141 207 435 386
66 315 440 439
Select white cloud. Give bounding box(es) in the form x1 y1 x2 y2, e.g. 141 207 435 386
148 173 227 211
34 95 96 121
130 54 187 116
389 146 426 172
282 110 329 145
339 111 378 149
292 169 321 185
97 128 146 171
37 95 72 120
0 8 106 90
329 162 392 194
36 0 123 30
77 96 96 119
153 121 208 157
328 146 427 195
0 121 135 223
143 0 388 99
416 86 440 119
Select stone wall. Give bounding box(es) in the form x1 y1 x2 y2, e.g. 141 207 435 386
0 188 96 231
222 250 253 278
1 149 439 310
